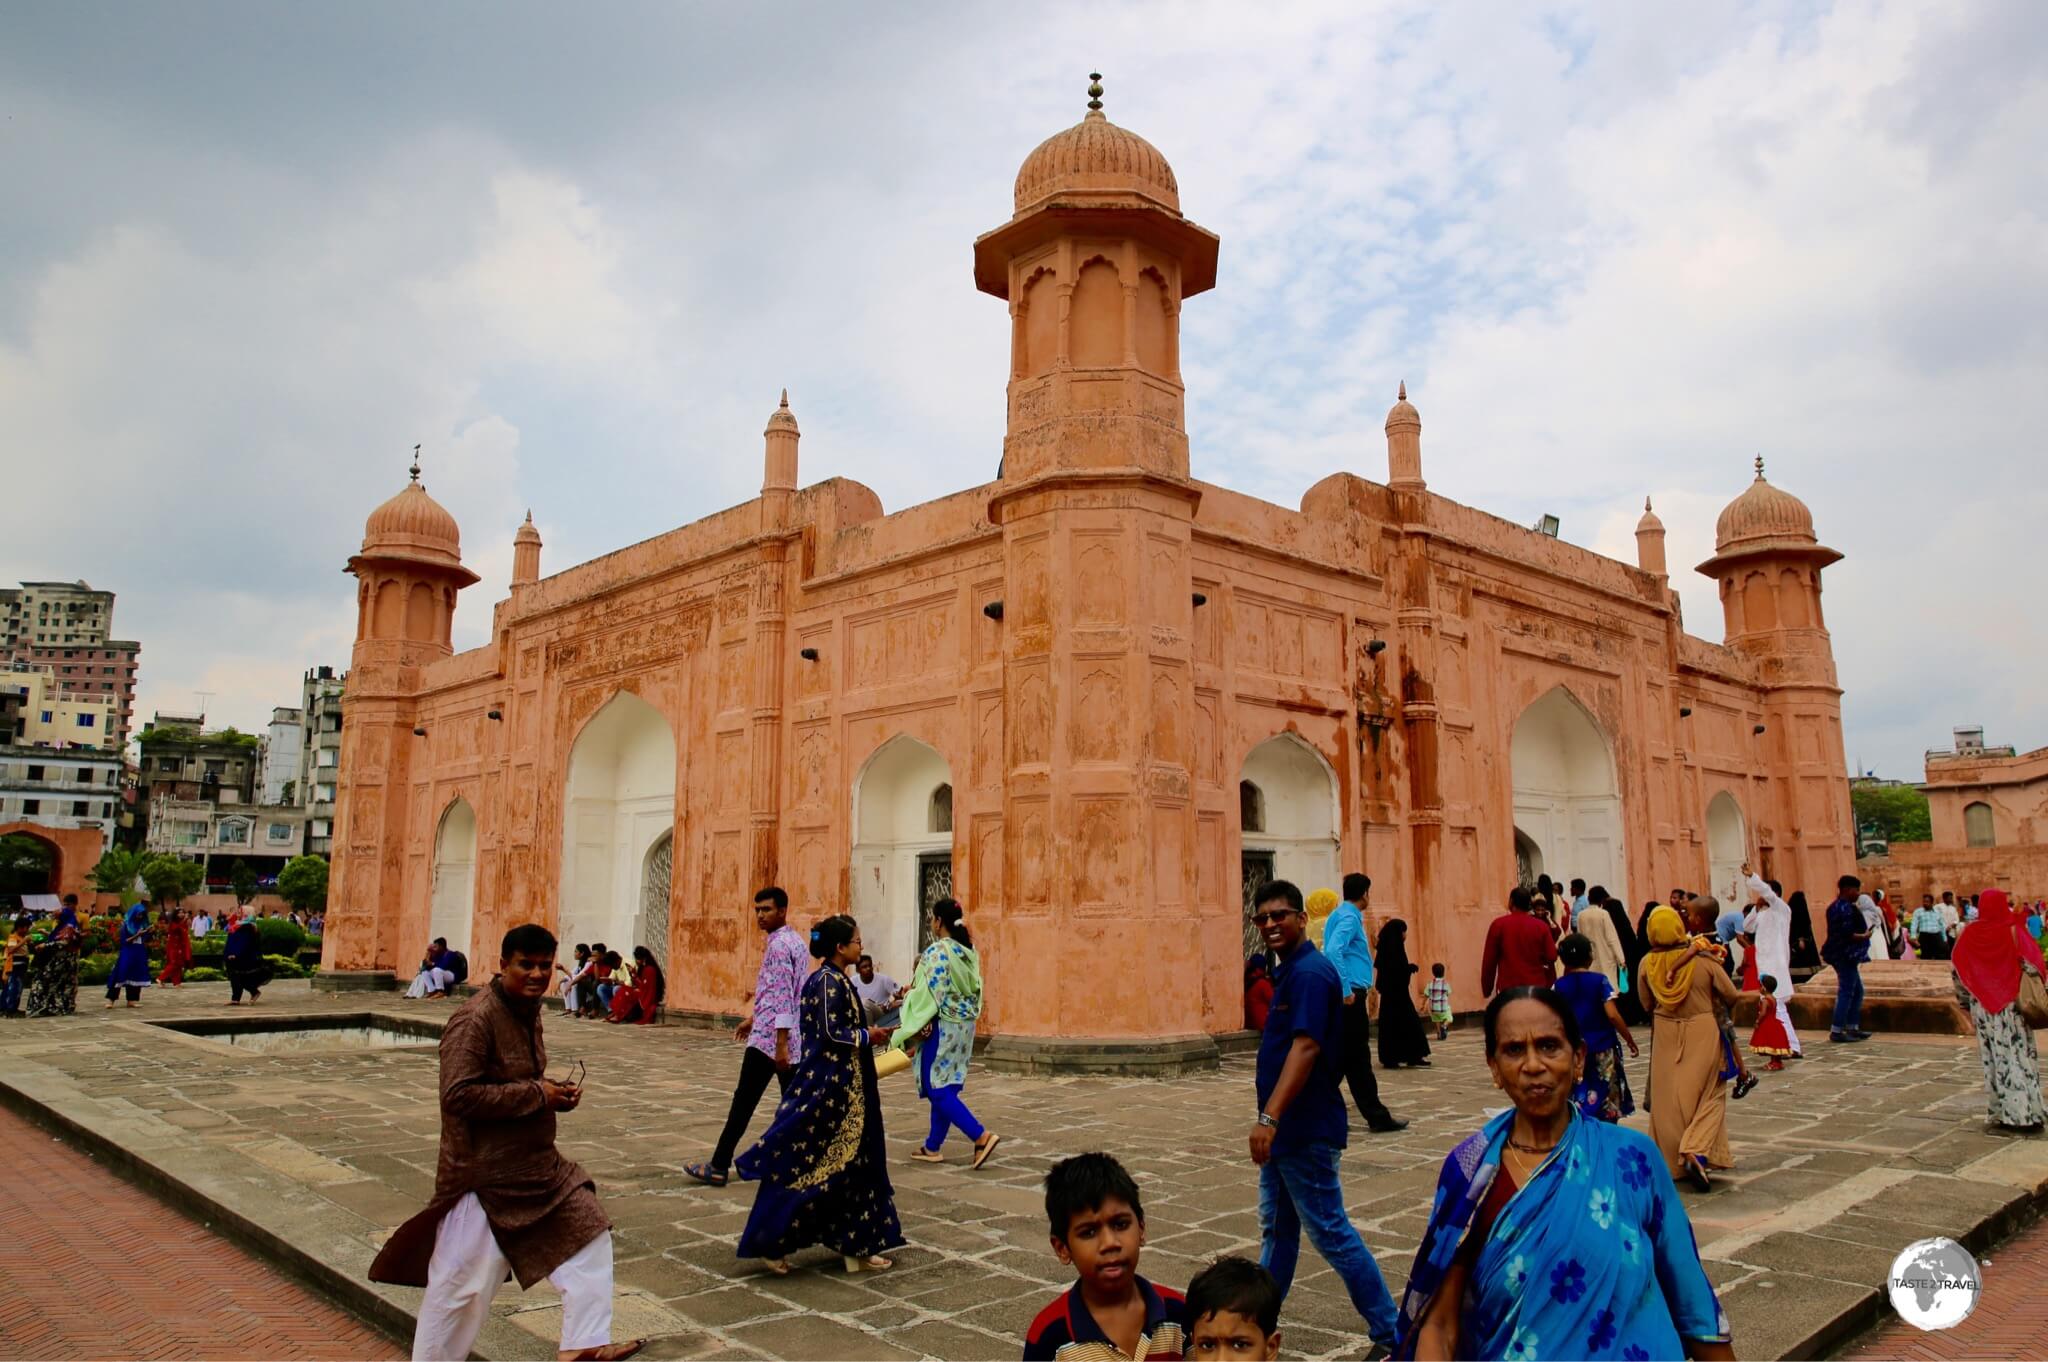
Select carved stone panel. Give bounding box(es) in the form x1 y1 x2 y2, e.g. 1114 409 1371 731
1013 797 1051 910
716 731 746 812
974 694 1004 789
1011 666 1051 768
1075 536 1121 625
1073 666 1123 763
974 813 1004 910
1073 799 1127 909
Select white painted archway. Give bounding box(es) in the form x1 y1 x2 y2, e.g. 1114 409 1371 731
1239 734 1343 956
1705 791 1747 908
430 798 477 959
560 693 677 955
849 737 953 983
1511 688 1624 908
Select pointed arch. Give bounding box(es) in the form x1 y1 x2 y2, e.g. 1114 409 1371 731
560 691 678 955
1511 686 1625 906
1704 791 1746 906
850 735 955 979
430 798 478 959
1237 732 1342 958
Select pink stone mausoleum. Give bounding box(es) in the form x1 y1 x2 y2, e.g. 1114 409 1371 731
322 86 1856 1067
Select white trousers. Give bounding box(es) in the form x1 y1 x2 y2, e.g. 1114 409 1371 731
411 1192 613 1361
1774 994 1804 1056
406 967 455 999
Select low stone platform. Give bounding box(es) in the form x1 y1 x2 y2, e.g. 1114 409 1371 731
1791 960 1976 1035
3 981 2046 1360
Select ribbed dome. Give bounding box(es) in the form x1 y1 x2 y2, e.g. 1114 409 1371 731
1014 110 1180 214
1715 460 1815 551
363 481 463 565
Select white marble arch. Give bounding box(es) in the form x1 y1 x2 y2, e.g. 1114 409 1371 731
849 736 954 983
559 692 677 957
1511 687 1625 909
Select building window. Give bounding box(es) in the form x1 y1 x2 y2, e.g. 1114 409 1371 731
930 783 953 834
318 749 337 767
38 711 51 724
1965 801 1996 848
76 712 96 728
71 800 88 817
100 802 111 818
107 769 119 784
25 764 43 781
316 783 336 803
218 821 250 845
267 822 293 843
22 799 38 815
311 819 331 838
1240 780 1265 834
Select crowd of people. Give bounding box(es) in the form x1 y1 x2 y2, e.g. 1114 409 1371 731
0 892 301 1017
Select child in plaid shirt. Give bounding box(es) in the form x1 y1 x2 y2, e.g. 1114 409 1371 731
1425 963 1452 1040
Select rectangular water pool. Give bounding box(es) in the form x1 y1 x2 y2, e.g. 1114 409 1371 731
149 1013 442 1053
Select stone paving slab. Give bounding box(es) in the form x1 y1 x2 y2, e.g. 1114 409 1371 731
3 983 2046 1360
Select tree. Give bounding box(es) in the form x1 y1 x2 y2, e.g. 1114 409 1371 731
277 855 328 914
0 833 57 895
88 847 147 897
140 855 205 906
1851 782 1933 845
229 858 259 907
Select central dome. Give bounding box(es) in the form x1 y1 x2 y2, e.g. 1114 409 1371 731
362 480 464 566
1714 461 1815 552
1013 108 1180 215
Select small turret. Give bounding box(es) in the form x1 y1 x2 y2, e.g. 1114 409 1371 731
1385 381 1423 491
762 390 800 531
1635 496 1666 576
512 511 542 587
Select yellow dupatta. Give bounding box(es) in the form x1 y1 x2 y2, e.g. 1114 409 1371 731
1637 905 1698 1010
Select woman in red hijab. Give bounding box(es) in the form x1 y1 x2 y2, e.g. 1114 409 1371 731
1951 888 2046 1131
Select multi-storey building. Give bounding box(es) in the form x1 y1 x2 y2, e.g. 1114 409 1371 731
1 661 123 749
297 667 345 856
262 705 304 804
0 580 142 749
0 743 124 853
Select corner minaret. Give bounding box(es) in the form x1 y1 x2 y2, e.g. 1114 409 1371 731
1385 381 1424 491
761 389 799 530
975 73 1219 482
512 511 542 587
346 448 480 658
1635 497 1666 576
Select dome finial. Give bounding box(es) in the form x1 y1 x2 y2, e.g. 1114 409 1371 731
410 444 422 484
1645 495 1653 512
780 388 789 409
1754 453 1766 480
1398 380 1407 401
1087 72 1104 113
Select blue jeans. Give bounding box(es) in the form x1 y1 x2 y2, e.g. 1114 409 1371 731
918 1032 985 1151
1831 958 1864 1034
1259 1143 1398 1345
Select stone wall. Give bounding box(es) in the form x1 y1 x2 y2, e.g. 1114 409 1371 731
1859 842 2048 905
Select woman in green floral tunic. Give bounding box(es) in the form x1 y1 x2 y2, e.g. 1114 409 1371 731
893 898 998 1168
1951 889 2046 1132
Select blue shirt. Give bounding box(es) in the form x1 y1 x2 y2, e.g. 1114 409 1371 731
1910 906 1945 937
1715 908 1746 944
1321 899 1374 995
1823 895 1869 965
1553 969 1618 1054
1257 939 1348 1152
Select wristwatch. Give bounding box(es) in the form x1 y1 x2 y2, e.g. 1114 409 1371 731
1255 1112 1279 1129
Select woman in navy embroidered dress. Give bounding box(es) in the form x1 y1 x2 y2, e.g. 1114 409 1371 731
1397 986 1731 1361
737 914 904 1276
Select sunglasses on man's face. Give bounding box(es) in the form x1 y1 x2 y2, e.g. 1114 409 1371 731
1251 909 1302 926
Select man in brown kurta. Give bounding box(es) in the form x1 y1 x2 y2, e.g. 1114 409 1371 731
370 923 640 1361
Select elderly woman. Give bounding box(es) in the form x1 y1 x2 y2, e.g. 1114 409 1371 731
1396 987 1732 1360
1638 906 1740 1189
1951 888 2047 1132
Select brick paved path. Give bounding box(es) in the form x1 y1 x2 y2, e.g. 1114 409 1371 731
0 1102 401 1361
1840 1211 2048 1360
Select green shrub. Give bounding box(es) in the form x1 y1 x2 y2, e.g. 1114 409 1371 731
252 918 306 955
77 953 115 985
184 966 224 983
262 953 310 979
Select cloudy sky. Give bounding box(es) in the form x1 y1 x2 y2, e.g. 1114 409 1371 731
2 1 2041 780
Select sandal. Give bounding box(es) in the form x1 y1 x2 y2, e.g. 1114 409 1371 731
909 1147 945 1164
565 1342 646 1361
971 1132 1001 1170
762 1258 791 1276
684 1162 730 1187
845 1254 893 1273
1732 1073 1759 1100
1685 1155 1712 1192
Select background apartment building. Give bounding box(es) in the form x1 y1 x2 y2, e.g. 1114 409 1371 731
0 744 124 852
297 666 345 856
262 705 304 804
0 580 142 749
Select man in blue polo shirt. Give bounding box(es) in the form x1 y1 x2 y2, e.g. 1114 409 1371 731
1248 878 1399 1357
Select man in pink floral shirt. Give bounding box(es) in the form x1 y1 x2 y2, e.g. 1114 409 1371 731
687 886 808 1186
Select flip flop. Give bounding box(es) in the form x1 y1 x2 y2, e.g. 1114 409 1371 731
909 1147 945 1163
566 1342 645 1361
684 1162 729 1187
971 1133 1001 1170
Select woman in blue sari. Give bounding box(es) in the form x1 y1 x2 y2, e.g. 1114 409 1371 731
737 914 904 1275
104 898 154 1008
1397 987 1732 1361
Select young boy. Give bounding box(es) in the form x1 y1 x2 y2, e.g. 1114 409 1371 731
1185 1256 1282 1360
1424 963 1452 1041
2 915 32 1016
1025 1152 1189 1361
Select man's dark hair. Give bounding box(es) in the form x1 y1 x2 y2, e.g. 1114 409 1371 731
1483 985 1584 1060
857 954 872 966
1509 886 1533 913
1587 885 1608 906
1769 879 1783 896
1838 874 1861 892
432 936 447 948
1432 961 1445 977
1569 878 1586 896
1044 1152 1143 1241
591 940 607 954
754 885 788 910
501 923 557 958
1341 872 1371 902
1557 932 1592 969
1253 879 1303 913
1185 1255 1281 1336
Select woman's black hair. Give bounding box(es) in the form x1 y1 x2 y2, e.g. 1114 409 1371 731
932 897 972 951
809 913 859 960
632 945 655 967
1482 985 1584 1060
1557 931 1593 969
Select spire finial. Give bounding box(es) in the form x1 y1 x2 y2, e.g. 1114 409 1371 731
524 509 533 524
1398 380 1407 401
1645 495 1653 512
1754 454 1765 479
409 444 422 484
1087 72 1104 112
779 388 789 409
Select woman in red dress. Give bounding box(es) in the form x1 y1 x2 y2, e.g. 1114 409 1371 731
606 946 664 1025
157 907 192 987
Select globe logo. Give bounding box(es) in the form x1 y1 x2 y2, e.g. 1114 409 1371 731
1886 1237 1981 1331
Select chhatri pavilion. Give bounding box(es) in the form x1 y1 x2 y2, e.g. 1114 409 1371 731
322 80 1854 1068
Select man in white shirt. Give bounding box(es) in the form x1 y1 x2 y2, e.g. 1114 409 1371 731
1938 891 1961 939
1743 865 1802 1055
1857 891 1890 960
853 954 905 1026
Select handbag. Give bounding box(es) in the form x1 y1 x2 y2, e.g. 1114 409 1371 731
2017 967 2048 1030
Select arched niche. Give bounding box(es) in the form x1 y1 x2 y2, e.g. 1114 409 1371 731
1134 267 1171 375
406 581 437 641
430 798 477 959
1514 827 1544 890
1965 801 1996 848
1069 257 1123 367
1704 791 1746 907
1021 269 1058 379
850 736 953 981
559 692 677 956
1511 687 1625 908
1238 733 1341 959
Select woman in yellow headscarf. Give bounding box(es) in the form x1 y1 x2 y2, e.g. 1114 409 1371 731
1305 888 1339 951
1637 905 1740 1189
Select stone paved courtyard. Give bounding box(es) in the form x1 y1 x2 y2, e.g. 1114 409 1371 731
4 982 2047 1360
